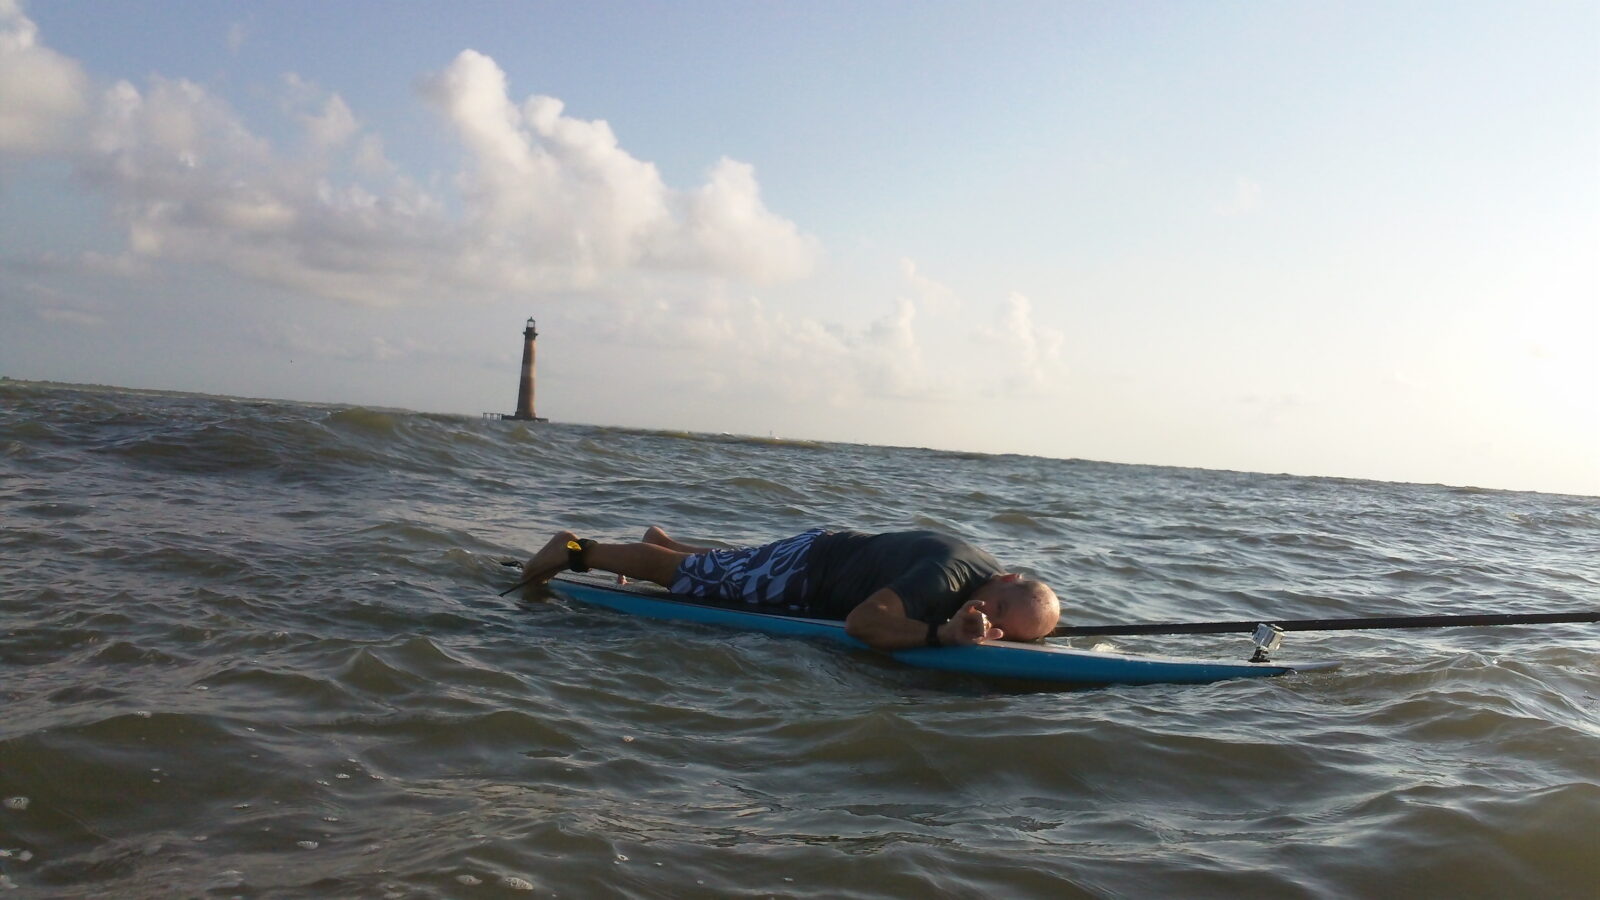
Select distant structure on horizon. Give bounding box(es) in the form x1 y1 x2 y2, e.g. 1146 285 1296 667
485 317 548 422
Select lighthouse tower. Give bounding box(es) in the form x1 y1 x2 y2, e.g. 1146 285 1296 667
511 317 546 421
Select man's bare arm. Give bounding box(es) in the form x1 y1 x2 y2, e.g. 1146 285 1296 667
844 587 1002 651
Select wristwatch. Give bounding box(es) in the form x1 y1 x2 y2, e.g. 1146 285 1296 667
925 620 943 648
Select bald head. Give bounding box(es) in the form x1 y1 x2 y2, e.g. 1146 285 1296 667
974 575 1060 641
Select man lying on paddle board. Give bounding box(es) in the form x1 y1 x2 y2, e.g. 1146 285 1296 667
519 526 1061 650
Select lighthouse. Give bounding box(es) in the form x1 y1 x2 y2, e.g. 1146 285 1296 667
510 317 546 421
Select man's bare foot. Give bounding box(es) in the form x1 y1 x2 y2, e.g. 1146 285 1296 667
522 530 579 585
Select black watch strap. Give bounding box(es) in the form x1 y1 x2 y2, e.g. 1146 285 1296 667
925 620 943 648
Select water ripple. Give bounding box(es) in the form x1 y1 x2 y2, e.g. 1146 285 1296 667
0 382 1595 896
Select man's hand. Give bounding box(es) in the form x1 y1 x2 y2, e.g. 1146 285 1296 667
938 599 1004 646
845 589 1008 651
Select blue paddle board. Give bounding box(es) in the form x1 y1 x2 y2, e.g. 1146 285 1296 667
548 574 1340 687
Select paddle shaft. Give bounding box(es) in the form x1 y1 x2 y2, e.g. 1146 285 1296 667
1053 610 1600 637
499 561 1596 638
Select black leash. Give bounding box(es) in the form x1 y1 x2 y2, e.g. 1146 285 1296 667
1053 610 1600 637
497 573 539 597
496 543 593 597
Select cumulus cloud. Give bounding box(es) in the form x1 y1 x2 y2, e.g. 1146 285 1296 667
71 73 447 306
670 157 816 281
283 74 359 151
585 283 942 406
0 0 88 154
977 292 1065 394
4 16 816 307
421 51 674 288
859 296 931 397
421 50 816 287
899 257 960 314
595 261 1064 408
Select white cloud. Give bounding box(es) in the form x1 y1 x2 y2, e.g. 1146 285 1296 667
580 264 1063 408
421 50 817 287
282 74 359 152
6 23 817 308
899 257 960 314
421 51 676 288
0 0 88 155
860 296 931 398
977 292 1065 394
350 133 399 179
76 75 441 306
669 157 817 282
584 284 940 406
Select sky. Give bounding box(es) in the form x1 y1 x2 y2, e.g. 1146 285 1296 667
1 0 1596 496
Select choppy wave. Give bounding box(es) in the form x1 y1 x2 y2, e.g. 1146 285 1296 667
1 380 1597 897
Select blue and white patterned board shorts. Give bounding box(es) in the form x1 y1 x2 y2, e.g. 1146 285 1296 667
670 528 824 605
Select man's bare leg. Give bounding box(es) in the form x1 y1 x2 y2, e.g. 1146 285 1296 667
641 525 712 555
522 530 689 588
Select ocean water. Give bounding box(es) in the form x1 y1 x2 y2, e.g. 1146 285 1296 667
1 380 1596 898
